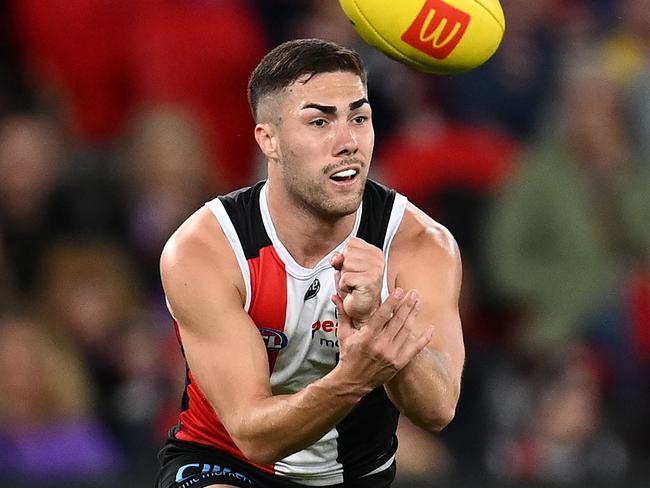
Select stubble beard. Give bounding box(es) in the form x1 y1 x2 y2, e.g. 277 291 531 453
282 159 367 222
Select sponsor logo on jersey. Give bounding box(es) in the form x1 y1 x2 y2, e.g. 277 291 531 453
311 319 339 350
175 463 252 486
401 0 471 59
304 278 321 301
311 319 337 336
259 327 289 350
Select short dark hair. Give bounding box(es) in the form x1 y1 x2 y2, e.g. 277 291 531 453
248 38 368 122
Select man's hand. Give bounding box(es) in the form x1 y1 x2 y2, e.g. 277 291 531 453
330 237 384 326
332 288 434 392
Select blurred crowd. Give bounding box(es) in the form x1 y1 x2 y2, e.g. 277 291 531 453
0 0 648 487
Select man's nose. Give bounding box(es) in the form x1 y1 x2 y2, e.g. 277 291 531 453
333 122 358 157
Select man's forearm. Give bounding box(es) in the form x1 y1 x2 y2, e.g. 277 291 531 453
227 367 369 465
384 347 459 431
219 287 429 465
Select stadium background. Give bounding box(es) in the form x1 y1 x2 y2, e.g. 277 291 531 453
0 0 648 487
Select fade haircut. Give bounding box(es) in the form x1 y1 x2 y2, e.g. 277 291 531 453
248 38 368 123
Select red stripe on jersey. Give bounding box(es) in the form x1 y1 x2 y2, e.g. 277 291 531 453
175 371 275 474
176 370 242 456
248 245 288 372
170 245 287 474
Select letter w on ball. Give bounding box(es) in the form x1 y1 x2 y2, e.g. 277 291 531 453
401 0 471 59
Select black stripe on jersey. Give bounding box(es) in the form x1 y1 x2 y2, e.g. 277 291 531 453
218 181 271 260
356 180 397 249
338 179 400 480
336 387 400 480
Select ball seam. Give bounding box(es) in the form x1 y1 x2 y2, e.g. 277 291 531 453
472 0 505 32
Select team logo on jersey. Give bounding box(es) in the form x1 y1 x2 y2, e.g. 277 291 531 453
259 328 288 350
304 278 321 301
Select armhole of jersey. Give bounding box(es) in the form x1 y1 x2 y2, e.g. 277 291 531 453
165 297 177 321
205 199 252 311
382 193 408 299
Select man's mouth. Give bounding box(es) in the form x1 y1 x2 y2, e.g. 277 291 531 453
330 168 358 182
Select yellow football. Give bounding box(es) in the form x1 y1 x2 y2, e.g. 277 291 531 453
339 0 505 74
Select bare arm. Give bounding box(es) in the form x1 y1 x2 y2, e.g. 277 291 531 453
384 203 465 431
161 207 430 465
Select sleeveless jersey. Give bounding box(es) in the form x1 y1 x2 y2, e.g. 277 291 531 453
170 179 408 486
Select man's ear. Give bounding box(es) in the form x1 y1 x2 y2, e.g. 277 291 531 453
254 123 279 160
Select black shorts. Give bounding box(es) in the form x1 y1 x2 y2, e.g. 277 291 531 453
156 438 396 488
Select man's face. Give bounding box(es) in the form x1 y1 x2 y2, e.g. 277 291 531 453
266 71 374 219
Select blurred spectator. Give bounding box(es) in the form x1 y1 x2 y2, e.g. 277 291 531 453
623 266 650 469
0 113 64 296
602 0 650 82
34 239 142 428
111 318 178 477
47 153 130 245
483 43 649 481
117 105 212 290
602 0 650 164
127 0 268 190
31 237 176 476
627 66 650 167
484 45 650 356
486 346 629 482
0 313 123 482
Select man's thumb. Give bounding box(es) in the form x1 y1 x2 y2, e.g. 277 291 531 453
330 252 344 271
331 293 352 336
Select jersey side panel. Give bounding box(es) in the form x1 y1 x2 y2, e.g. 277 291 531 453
171 182 276 474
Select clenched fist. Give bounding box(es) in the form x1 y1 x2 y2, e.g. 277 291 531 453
332 287 433 392
330 237 384 325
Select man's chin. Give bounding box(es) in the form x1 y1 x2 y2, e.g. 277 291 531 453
320 194 363 220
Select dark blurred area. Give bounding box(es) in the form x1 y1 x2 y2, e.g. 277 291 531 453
0 0 648 487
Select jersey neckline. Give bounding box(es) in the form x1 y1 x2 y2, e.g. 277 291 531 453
259 181 363 280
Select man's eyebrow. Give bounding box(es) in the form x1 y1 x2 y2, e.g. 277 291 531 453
301 98 369 114
301 103 337 114
349 98 369 111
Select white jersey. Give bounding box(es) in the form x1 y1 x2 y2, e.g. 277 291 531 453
171 179 408 486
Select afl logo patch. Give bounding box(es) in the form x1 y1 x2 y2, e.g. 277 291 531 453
304 278 320 301
259 328 288 350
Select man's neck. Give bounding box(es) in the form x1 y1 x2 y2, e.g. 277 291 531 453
266 184 358 269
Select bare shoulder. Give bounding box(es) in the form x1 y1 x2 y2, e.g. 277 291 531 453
385 201 463 330
160 206 231 277
387 201 461 296
392 202 460 266
160 206 245 318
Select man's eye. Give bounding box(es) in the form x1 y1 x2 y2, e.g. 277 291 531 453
352 116 368 125
310 119 328 127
